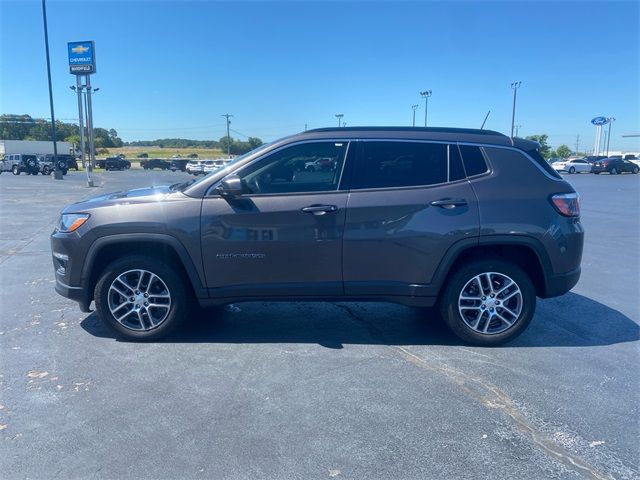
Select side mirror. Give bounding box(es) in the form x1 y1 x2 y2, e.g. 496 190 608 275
216 174 244 198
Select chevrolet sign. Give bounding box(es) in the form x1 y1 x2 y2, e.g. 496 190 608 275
68 41 96 74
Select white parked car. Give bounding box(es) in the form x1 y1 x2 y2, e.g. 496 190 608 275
552 158 592 174
186 160 204 175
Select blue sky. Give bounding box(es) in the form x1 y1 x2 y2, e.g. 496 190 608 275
1 0 638 151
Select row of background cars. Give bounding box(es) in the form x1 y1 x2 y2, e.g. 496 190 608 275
185 158 234 175
0 153 78 175
551 154 640 175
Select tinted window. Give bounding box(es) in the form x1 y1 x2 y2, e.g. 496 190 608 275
353 141 448 189
239 141 347 194
526 148 562 178
459 145 488 177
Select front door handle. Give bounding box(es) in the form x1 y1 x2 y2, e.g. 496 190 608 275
301 205 338 216
430 198 468 209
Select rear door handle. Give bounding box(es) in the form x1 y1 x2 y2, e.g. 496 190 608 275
301 205 338 215
430 198 468 209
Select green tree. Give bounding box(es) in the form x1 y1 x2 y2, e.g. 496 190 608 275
556 145 572 158
525 134 552 159
248 137 263 149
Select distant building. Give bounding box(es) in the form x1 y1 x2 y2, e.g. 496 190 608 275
0 140 75 156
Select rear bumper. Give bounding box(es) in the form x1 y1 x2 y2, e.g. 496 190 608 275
541 266 581 298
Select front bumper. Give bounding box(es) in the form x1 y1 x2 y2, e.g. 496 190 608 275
54 278 92 312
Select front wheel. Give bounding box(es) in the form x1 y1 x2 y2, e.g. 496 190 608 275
95 256 190 341
633 166 639 174
568 167 576 174
439 258 536 346
12 165 20 175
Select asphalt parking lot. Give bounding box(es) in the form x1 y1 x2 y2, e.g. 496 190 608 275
0 170 638 480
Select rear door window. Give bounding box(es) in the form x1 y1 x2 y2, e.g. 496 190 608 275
352 141 450 189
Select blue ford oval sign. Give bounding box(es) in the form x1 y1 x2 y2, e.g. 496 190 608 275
591 116 609 126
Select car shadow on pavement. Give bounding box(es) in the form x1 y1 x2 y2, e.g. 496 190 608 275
80 292 638 348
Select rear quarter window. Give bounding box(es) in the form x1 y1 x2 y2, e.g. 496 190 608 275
458 145 489 177
526 149 562 179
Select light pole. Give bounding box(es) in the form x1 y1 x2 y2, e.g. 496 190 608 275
41 0 62 180
411 104 419 127
606 117 616 157
420 90 432 126
335 113 344 127
510 81 522 138
515 125 522 137
221 113 233 156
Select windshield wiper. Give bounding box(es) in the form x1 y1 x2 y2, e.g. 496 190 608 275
169 179 196 192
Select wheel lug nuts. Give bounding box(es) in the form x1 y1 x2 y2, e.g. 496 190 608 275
135 290 140 295
130 297 135 302
490 294 495 298
481 304 485 309
144 293 149 298
489 307 494 312
144 302 148 306
496 301 500 305
482 296 486 301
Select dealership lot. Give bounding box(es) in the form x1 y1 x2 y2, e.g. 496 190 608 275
0 171 638 479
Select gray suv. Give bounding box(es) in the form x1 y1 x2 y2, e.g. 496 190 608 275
51 127 583 346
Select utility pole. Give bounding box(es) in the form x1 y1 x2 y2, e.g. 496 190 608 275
304 123 307 132
420 90 432 126
411 104 419 127
515 125 521 137
221 113 233 156
335 113 344 127
510 81 522 138
575 134 580 155
606 118 615 157
41 0 62 180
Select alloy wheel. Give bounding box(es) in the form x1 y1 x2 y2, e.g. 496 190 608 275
107 269 172 331
458 272 523 335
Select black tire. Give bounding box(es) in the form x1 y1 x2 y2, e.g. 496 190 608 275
12 165 20 175
610 168 618 175
439 258 536 346
62 169 68 176
568 167 576 174
633 167 639 174
43 166 51 175
94 255 191 341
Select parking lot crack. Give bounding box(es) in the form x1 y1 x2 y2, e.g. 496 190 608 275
395 346 615 480
333 303 615 480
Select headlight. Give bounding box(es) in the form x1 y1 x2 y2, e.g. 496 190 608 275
57 213 90 233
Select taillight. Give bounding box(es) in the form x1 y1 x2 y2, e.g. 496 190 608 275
550 193 580 217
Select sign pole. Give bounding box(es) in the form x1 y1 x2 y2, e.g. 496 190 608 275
85 74 97 171
75 76 91 186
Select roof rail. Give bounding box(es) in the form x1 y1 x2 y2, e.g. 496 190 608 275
306 126 507 136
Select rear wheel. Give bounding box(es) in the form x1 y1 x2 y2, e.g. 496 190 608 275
95 255 190 341
633 166 639 174
568 166 576 174
43 166 51 175
610 167 618 175
439 258 536 346
12 165 20 175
